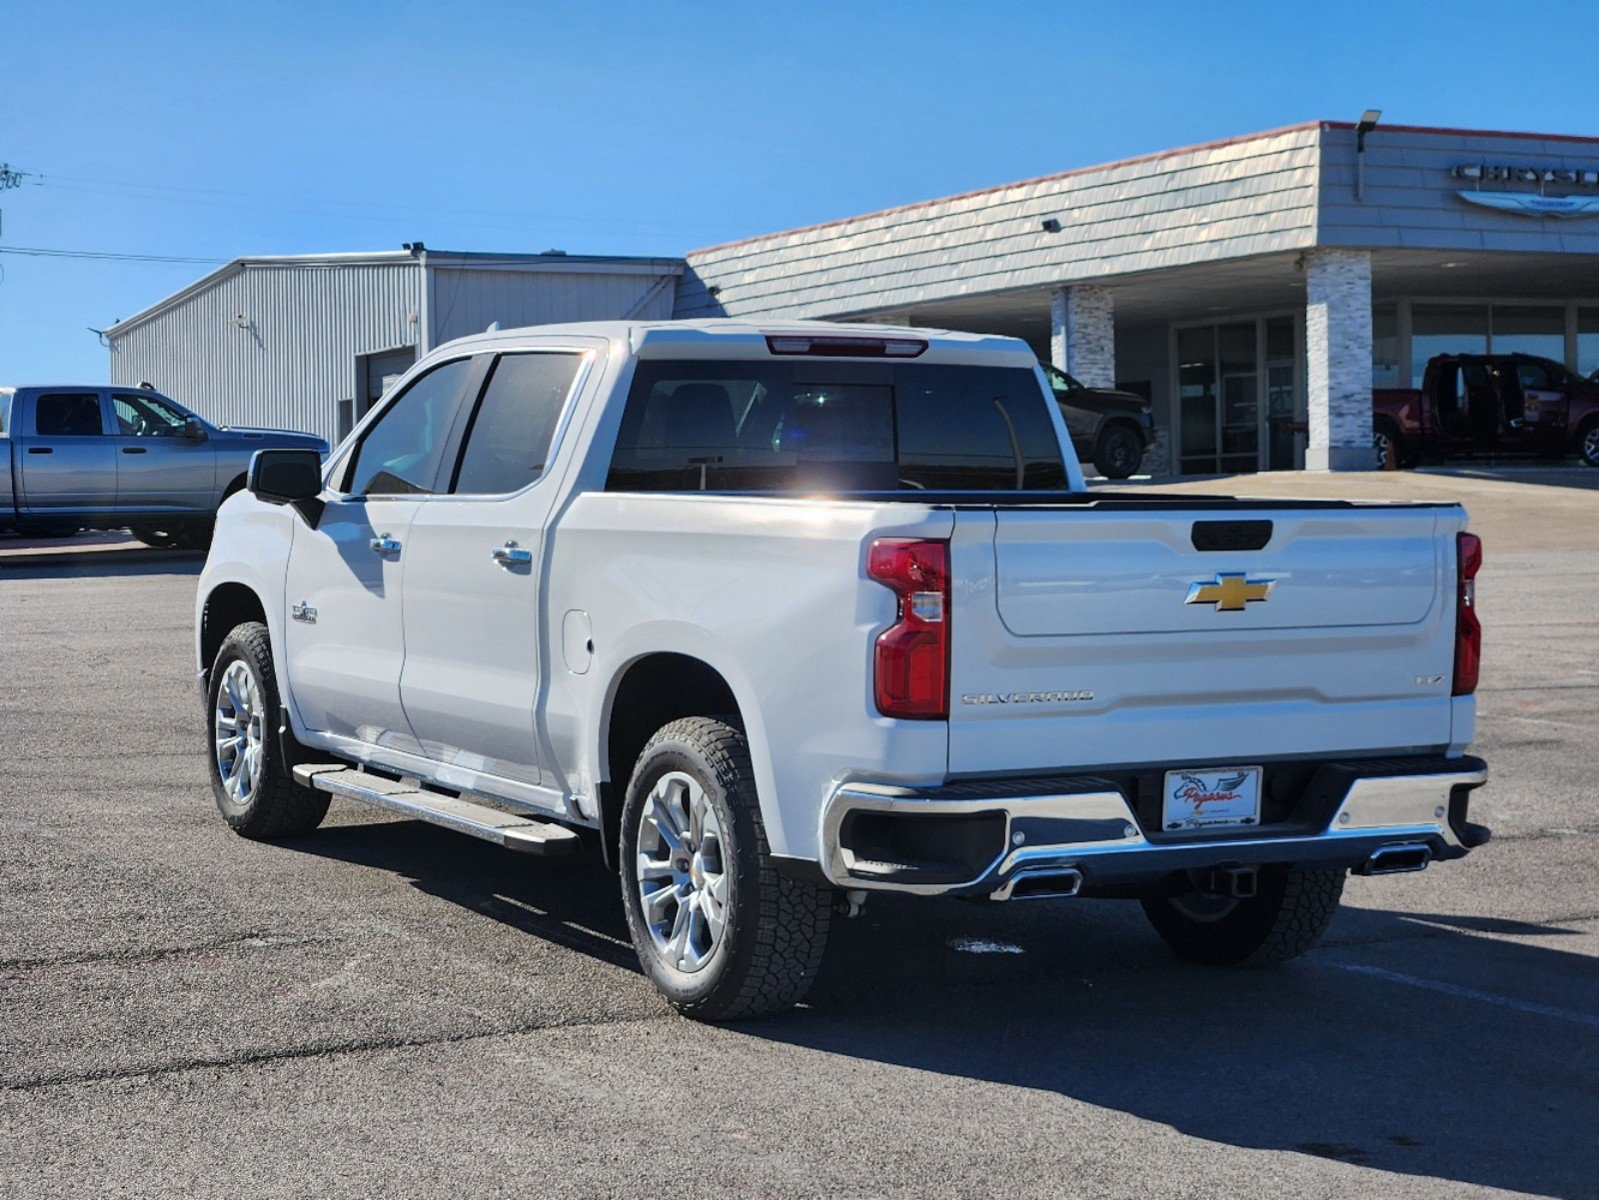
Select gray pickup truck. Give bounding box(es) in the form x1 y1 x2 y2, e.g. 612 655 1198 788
0 384 327 547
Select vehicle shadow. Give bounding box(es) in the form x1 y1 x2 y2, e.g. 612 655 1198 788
282 818 1599 1198
0 557 204 582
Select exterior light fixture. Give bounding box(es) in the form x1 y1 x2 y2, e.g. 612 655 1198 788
1040 218 1062 233
1355 109 1382 202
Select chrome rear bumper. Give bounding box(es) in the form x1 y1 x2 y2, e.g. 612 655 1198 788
821 758 1488 899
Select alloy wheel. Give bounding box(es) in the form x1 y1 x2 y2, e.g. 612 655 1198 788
635 770 729 973
213 659 265 807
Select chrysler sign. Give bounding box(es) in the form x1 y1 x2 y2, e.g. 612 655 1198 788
1452 162 1599 218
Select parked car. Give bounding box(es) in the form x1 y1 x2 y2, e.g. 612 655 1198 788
1373 353 1599 468
1042 363 1154 478
196 319 1489 1021
0 384 328 546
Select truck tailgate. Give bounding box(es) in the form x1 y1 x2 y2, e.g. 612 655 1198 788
948 504 1464 777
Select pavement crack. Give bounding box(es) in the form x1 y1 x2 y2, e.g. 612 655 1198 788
1 1011 668 1093
0 932 342 972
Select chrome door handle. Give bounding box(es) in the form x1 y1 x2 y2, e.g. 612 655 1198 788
491 540 532 567
370 535 401 555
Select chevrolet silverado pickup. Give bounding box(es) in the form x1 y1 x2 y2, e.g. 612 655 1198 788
0 383 327 546
195 319 1490 1020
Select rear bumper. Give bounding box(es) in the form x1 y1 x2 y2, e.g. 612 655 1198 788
820 755 1488 898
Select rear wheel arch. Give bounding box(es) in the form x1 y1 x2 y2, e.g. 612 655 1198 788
599 652 744 870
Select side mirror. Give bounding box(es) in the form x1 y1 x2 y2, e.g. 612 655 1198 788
184 416 209 442
248 448 323 505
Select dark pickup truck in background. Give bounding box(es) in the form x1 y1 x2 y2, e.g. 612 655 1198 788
1043 364 1154 478
1374 353 1599 469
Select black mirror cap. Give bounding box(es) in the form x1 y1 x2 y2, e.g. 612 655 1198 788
184 416 209 441
248 448 323 504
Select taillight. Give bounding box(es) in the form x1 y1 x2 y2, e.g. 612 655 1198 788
1453 532 1482 696
867 538 950 719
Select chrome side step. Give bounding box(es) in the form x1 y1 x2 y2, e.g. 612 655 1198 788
293 764 581 856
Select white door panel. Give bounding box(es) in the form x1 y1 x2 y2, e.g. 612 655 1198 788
283 498 422 748
398 500 546 786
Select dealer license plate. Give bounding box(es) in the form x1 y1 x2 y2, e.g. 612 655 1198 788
1162 766 1262 832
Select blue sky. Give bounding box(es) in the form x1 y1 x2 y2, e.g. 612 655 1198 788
4 0 1596 382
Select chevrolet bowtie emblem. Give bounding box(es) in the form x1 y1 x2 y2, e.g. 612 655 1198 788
1185 573 1274 611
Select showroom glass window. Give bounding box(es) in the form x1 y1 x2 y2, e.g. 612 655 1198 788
450 353 584 496
1579 308 1599 381
344 358 471 496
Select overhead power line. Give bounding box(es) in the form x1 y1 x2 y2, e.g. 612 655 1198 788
0 243 226 264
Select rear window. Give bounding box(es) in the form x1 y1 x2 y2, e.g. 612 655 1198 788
606 360 1067 492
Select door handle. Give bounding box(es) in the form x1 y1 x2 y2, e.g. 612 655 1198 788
370 535 401 555
121 446 148 455
491 540 532 567
27 446 52 455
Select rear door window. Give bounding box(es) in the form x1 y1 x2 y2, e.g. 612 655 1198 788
607 361 1065 492
34 393 106 437
450 352 583 495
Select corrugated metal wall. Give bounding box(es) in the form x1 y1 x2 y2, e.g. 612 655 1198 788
109 259 680 444
109 261 420 442
677 125 1323 320
427 265 677 347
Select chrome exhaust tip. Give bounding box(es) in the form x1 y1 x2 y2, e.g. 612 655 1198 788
991 867 1084 901
1358 843 1432 876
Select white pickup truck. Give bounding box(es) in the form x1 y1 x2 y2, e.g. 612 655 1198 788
195 319 1490 1019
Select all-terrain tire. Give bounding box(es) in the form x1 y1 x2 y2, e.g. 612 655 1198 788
1140 865 1344 966
206 621 329 839
619 716 831 1020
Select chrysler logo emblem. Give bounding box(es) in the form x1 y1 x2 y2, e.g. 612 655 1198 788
1185 573 1274 611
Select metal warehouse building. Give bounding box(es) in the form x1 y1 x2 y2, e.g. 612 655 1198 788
107 248 682 444
109 119 1599 474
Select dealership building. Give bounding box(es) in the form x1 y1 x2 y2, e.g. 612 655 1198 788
108 119 1599 474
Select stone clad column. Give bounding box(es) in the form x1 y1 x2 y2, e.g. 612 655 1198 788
1303 249 1374 471
1049 285 1115 388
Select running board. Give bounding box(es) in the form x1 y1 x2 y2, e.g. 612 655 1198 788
292 764 581 856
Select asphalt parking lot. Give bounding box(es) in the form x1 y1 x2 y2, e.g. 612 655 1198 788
3 468 1597 1199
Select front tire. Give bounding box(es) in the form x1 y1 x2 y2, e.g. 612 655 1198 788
1092 424 1145 479
1140 865 1344 966
619 717 831 1020
206 622 329 839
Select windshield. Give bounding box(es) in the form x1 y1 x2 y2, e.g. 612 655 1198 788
608 359 1068 493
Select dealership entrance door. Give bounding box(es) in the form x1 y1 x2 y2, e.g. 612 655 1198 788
1176 315 1301 475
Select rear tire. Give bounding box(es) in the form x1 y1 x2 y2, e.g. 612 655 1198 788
206 621 329 839
1140 865 1344 966
619 716 831 1020
1092 424 1145 480
1579 418 1599 468
129 526 183 549
1374 420 1412 470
